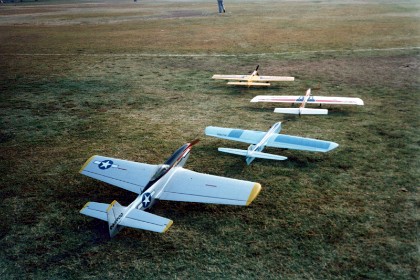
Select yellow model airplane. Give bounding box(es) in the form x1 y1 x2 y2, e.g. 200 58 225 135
212 65 294 87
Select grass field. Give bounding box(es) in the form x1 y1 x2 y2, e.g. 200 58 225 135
0 0 419 279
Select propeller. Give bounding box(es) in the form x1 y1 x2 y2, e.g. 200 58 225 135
189 139 200 147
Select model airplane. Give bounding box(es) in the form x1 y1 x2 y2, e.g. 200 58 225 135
79 140 262 237
251 88 364 115
205 122 338 165
212 65 294 87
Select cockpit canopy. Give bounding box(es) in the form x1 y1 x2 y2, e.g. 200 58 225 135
164 143 189 166
149 143 190 182
150 164 170 182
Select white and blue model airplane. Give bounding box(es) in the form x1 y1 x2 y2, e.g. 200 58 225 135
205 122 339 165
79 140 262 237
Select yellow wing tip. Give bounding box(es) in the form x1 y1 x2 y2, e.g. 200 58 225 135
80 201 90 212
106 200 118 212
79 155 97 173
162 220 174 233
246 183 262 206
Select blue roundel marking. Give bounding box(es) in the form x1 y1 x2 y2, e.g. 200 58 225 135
141 193 152 208
99 160 113 170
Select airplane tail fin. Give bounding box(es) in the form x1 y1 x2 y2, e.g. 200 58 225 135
274 108 328 115
218 148 287 165
107 200 126 238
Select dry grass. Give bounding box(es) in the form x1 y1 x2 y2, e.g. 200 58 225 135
0 1 418 54
0 0 419 279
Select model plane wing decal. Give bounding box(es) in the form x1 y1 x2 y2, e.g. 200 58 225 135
205 126 266 145
158 168 261 206
267 134 339 152
80 155 159 194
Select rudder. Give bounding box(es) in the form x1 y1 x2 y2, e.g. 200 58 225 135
107 200 126 238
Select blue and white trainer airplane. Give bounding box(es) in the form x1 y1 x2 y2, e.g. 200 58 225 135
79 140 262 238
205 122 339 165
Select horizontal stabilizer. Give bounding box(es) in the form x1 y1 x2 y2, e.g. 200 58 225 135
218 147 249 157
80 201 173 235
80 201 108 222
274 108 328 115
218 148 287 161
227 81 271 86
120 209 173 233
248 151 288 161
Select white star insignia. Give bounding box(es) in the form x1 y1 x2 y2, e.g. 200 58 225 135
101 161 111 169
143 195 151 204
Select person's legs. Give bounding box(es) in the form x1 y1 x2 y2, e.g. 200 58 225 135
218 1 223 13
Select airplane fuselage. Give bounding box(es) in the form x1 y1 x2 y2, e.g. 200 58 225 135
246 122 282 164
108 142 195 236
125 142 195 214
299 88 312 109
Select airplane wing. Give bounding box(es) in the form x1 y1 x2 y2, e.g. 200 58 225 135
256 76 295 82
158 168 261 206
251 95 304 103
212 74 249 80
251 95 364 105
227 81 271 86
307 96 364 105
205 126 265 145
80 155 159 194
266 134 339 152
